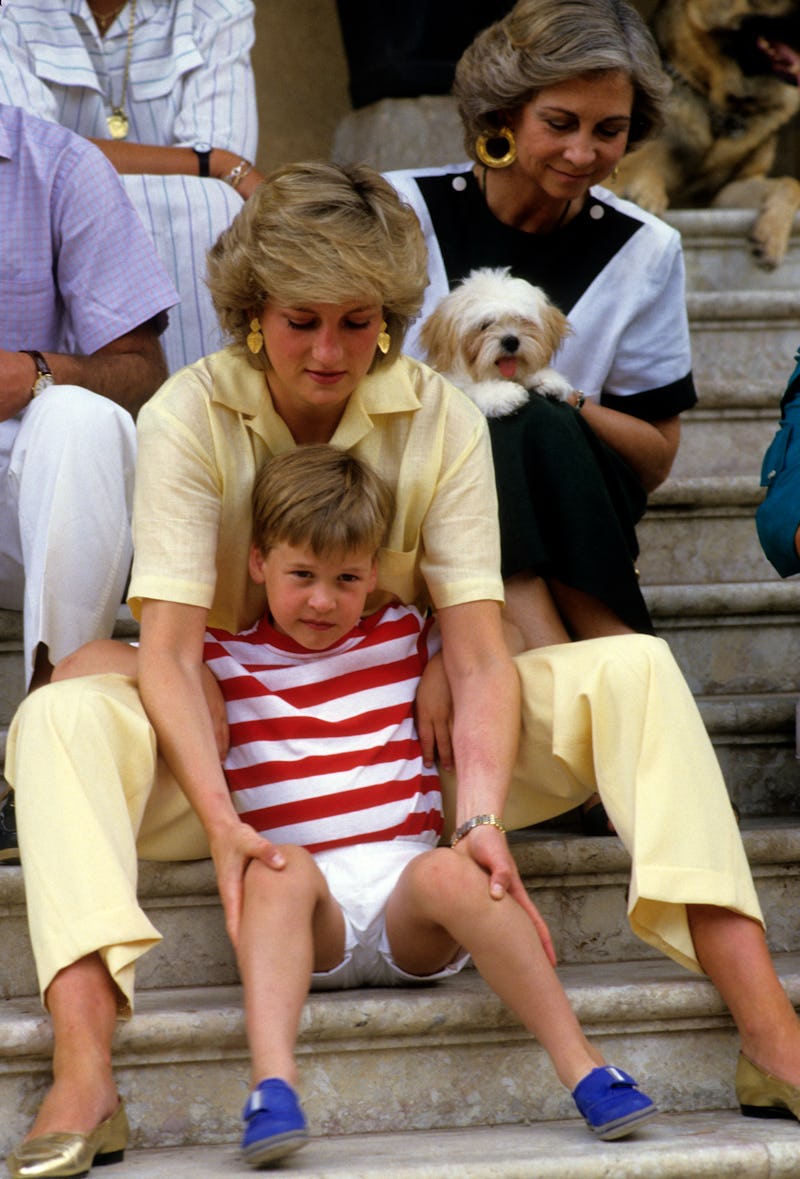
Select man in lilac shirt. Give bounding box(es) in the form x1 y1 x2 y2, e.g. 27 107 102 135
0 103 177 858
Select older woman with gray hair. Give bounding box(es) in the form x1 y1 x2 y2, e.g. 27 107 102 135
388 0 691 666
6 159 800 1176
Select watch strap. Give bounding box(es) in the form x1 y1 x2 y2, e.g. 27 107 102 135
22 350 54 398
193 146 211 177
23 349 52 378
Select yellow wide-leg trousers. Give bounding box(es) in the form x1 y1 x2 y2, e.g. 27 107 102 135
6 635 762 1013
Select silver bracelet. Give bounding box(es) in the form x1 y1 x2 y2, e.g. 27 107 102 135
450 813 506 847
574 390 586 411
222 159 253 190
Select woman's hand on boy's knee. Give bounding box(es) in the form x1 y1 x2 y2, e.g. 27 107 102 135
456 825 557 966
210 821 286 950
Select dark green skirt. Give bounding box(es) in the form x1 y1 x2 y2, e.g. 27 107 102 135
488 396 653 635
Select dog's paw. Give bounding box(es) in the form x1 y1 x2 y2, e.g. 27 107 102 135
529 368 573 403
607 154 670 214
749 189 800 269
463 379 529 418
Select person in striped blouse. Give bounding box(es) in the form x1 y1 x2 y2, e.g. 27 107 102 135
56 443 656 1165
0 0 264 371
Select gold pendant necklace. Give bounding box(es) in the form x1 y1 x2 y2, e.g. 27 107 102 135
105 0 137 140
90 1 127 35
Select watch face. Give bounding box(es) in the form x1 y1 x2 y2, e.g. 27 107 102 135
32 373 56 396
195 142 212 154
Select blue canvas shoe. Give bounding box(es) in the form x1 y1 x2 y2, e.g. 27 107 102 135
572 1065 658 1140
241 1078 309 1168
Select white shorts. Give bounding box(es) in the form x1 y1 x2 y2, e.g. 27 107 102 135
310 840 470 990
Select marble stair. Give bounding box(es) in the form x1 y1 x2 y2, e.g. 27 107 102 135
2 209 800 1175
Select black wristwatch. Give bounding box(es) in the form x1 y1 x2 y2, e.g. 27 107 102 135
22 350 55 398
193 142 212 177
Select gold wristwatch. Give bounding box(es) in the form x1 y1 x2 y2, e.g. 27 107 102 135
23 350 55 398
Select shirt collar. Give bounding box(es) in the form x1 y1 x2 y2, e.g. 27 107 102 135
210 350 422 449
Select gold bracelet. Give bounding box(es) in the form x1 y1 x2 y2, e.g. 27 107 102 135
450 813 506 847
222 159 253 189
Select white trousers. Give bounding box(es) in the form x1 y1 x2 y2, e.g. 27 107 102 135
6 635 762 1014
0 386 137 685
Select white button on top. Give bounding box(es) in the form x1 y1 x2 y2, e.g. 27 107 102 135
452 175 467 191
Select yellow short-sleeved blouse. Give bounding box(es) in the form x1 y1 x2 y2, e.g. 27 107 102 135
129 348 504 633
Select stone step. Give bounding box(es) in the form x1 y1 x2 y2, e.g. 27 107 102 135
3 822 799 1001
646 581 800 698
685 290 800 404
638 477 770 584
3 952 799 1156
697 694 798 819
68 1111 800 1178
666 209 800 295
668 403 778 482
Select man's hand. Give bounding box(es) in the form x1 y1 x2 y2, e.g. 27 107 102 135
454 823 557 966
0 350 37 421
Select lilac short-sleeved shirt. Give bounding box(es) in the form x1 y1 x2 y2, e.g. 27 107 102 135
0 102 177 353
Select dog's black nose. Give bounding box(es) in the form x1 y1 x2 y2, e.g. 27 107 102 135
501 335 520 353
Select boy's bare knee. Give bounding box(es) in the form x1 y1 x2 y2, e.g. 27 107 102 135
403 847 477 906
244 844 321 899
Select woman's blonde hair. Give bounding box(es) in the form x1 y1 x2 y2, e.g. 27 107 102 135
454 0 669 159
207 161 428 372
251 445 394 559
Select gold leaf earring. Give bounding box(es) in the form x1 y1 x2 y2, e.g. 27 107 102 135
246 317 264 355
376 321 391 355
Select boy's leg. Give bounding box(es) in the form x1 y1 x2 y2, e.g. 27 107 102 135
385 848 603 1090
237 845 346 1089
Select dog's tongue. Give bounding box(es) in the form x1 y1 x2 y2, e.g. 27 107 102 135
497 357 518 379
758 37 800 86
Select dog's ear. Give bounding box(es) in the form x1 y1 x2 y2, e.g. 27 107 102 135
540 302 572 358
420 302 452 371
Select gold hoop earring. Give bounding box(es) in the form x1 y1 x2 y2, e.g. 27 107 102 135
246 317 264 355
376 321 391 355
475 127 517 169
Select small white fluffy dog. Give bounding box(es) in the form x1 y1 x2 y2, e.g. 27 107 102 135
420 267 573 418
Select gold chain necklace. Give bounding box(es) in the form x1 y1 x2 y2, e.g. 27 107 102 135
105 0 137 139
89 1 127 35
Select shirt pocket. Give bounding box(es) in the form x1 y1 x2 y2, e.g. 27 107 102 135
376 543 424 608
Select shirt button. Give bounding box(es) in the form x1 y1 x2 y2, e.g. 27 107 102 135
452 175 467 191
589 204 604 220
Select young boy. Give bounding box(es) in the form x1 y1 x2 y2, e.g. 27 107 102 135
58 445 656 1167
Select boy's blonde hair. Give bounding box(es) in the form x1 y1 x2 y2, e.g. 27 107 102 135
252 446 394 559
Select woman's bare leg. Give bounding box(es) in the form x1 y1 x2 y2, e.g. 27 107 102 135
386 849 603 1089
549 579 635 640
503 573 571 649
23 954 120 1141
689 905 800 1082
